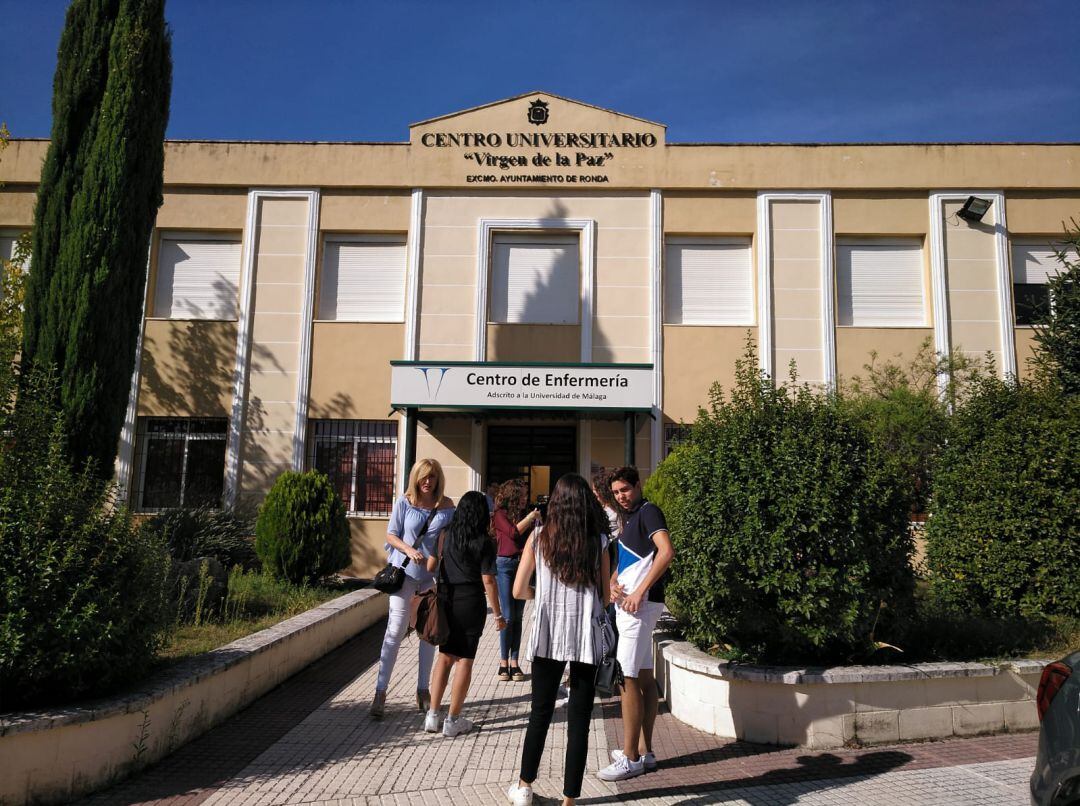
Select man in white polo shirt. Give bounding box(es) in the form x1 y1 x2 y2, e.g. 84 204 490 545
597 466 674 782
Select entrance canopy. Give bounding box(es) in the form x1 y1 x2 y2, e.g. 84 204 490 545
390 360 654 414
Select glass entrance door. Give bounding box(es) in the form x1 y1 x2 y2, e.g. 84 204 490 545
487 425 577 504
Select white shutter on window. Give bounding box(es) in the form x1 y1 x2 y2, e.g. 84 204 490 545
0 235 17 263
490 235 579 324
664 240 753 325
155 237 241 319
1012 240 1063 285
319 239 406 321
836 240 925 327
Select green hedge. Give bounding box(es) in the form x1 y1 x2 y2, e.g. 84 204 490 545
255 471 350 585
662 346 914 663
926 377 1080 619
0 370 171 710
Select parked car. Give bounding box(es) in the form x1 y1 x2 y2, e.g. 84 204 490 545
1031 651 1080 805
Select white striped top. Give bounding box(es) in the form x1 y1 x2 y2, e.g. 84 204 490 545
524 529 607 666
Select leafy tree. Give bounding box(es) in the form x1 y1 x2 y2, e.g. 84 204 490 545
0 125 32 408
840 339 983 515
0 365 171 711
1032 220 1080 394
21 0 171 478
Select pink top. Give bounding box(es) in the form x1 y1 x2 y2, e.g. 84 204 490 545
492 507 528 557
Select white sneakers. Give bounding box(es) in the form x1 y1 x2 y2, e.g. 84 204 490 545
424 709 473 737
597 752 646 781
423 709 442 733
508 750 655 800
442 714 473 737
610 748 657 770
506 782 533 805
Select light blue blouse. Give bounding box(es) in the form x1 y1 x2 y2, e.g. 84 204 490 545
386 497 455 585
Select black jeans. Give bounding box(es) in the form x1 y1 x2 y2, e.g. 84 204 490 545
519 655 597 798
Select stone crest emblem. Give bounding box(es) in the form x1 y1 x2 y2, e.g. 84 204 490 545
527 98 549 126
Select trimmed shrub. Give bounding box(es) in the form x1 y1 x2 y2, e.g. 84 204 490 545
662 344 914 663
0 369 171 711
926 376 1080 619
143 506 258 570
642 446 680 514
255 471 350 585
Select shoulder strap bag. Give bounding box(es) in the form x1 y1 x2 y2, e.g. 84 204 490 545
409 530 450 645
593 539 624 698
372 505 439 594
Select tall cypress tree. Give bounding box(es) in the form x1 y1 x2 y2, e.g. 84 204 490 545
22 0 171 478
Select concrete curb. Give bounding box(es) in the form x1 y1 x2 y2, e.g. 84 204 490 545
655 629 1050 749
0 587 387 806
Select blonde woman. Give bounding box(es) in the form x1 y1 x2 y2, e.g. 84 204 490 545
370 458 455 718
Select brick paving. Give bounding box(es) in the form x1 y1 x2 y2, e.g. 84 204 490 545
79 602 1038 805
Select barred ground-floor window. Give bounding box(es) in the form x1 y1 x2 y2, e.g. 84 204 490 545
134 417 228 511
308 419 398 516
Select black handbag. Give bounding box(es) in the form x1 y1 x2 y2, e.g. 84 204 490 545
372 505 439 594
594 609 623 698
593 549 624 698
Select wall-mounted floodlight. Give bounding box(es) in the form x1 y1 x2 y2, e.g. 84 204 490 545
957 196 993 222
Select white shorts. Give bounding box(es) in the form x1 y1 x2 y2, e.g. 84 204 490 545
615 601 664 678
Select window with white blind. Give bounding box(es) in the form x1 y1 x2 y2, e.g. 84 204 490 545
490 234 579 325
0 231 29 273
664 238 754 325
1011 239 1063 326
836 239 925 327
0 233 20 264
153 235 242 319
318 237 407 321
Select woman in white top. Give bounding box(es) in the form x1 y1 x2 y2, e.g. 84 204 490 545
369 458 455 719
506 473 611 806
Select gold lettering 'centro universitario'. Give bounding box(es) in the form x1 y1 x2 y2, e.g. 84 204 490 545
419 131 658 148
419 128 659 185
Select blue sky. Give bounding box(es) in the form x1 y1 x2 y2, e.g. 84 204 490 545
2 0 1078 143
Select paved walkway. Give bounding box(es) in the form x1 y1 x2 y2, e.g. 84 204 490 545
80 603 1037 805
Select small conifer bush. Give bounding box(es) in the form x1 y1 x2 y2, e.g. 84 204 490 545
255 471 350 585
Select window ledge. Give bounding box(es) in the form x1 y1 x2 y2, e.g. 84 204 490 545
144 317 239 323
312 318 405 324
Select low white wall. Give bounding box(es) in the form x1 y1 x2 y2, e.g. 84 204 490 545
656 632 1046 749
0 588 387 806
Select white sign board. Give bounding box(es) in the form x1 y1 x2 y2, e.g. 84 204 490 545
391 362 654 411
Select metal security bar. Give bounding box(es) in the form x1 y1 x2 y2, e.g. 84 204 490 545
663 423 691 458
133 417 228 511
308 420 398 516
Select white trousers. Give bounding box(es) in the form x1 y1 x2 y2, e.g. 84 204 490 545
375 575 436 693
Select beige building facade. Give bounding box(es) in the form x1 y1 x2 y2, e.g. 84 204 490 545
1 92 1078 576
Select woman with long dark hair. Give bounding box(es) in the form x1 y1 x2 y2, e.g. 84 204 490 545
506 473 611 806
490 478 540 682
423 490 504 737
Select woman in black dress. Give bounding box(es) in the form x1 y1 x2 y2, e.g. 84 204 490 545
423 490 505 737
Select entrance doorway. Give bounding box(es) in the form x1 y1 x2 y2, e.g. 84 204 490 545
486 424 577 504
